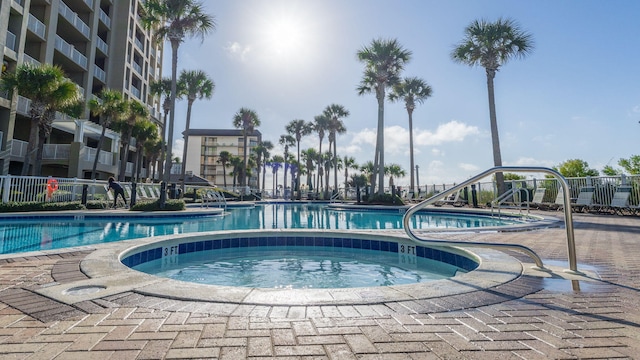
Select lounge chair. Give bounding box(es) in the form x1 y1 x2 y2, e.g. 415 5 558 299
609 185 633 215
434 189 464 207
573 186 595 213
528 187 547 209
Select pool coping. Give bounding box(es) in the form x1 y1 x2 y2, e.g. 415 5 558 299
34 229 530 307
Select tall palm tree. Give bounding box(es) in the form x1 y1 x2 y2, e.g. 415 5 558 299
140 0 215 186
0 63 74 175
279 134 295 197
285 119 312 198
149 78 176 182
179 69 214 191
88 89 127 180
360 160 375 191
302 148 319 191
389 77 433 194
269 155 285 196
451 18 534 195
321 151 334 196
232 107 260 188
132 119 158 182
342 156 358 191
117 99 149 181
36 81 83 176
357 38 411 195
323 104 349 194
216 150 232 188
144 137 163 180
385 163 406 189
252 140 273 194
229 155 243 189
313 114 330 197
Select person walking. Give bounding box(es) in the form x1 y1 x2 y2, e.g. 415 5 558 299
107 177 127 208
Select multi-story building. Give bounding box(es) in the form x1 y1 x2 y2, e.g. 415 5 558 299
183 129 262 188
0 0 163 179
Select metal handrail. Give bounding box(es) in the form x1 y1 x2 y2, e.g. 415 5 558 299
403 166 580 273
491 187 530 218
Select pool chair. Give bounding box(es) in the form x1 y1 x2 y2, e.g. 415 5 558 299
434 189 464 207
528 187 548 210
609 185 633 215
573 186 595 213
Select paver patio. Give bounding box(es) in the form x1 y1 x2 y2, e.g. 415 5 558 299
0 212 638 359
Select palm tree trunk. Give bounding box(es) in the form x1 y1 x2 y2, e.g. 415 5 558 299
222 166 227 188
486 69 505 195
164 40 180 184
21 117 40 176
408 109 415 193
180 100 194 193
376 89 385 195
91 126 108 180
243 134 248 188
119 130 130 182
333 140 338 195
316 141 322 197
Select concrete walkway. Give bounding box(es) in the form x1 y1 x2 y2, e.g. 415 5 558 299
0 212 638 359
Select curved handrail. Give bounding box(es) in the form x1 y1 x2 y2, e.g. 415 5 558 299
491 187 530 218
403 166 579 273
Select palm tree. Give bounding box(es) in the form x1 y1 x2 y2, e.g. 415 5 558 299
285 119 312 198
229 155 243 189
252 140 273 194
88 89 127 180
278 134 295 198
179 69 214 191
360 161 375 193
144 137 163 180
36 82 83 176
323 104 349 194
321 151 334 196
357 38 412 195
216 150 232 188
302 148 319 192
385 163 406 189
232 108 260 188
451 18 534 195
389 77 433 194
269 155 285 196
0 63 76 175
313 114 330 197
149 78 176 181
342 156 358 192
140 0 215 186
132 119 158 182
117 99 150 181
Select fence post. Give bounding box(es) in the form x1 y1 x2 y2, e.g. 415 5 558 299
1 175 10 203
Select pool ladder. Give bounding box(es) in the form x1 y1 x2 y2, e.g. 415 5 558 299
402 166 581 274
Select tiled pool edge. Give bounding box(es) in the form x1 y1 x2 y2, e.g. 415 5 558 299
35 229 525 307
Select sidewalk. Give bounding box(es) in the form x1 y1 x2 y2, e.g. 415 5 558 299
0 213 638 359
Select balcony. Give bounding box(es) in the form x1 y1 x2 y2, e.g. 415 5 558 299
93 66 106 82
85 147 113 165
12 0 23 7
132 61 142 75
43 144 71 160
134 37 144 52
5 31 17 52
54 35 88 69
96 37 108 54
58 1 91 39
99 9 111 28
10 139 28 158
131 86 141 99
27 14 46 39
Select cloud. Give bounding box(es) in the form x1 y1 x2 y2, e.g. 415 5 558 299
172 139 184 160
507 157 555 168
459 163 480 172
414 120 481 146
225 41 252 62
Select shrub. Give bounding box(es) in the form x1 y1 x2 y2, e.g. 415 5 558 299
366 193 404 205
130 199 185 211
0 201 85 212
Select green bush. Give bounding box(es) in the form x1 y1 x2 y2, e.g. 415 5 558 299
130 199 185 211
0 201 85 212
366 193 404 205
85 200 109 209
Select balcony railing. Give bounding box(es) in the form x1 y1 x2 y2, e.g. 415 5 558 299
99 9 111 28
22 54 41 66
131 86 141 99
43 144 71 160
132 61 142 75
13 0 24 6
93 66 106 82
126 162 134 173
58 1 91 38
135 37 144 52
54 35 88 69
27 14 46 39
85 147 113 165
5 31 17 52
10 139 28 158
96 37 108 54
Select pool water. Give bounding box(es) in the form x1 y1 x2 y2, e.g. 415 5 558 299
0 204 520 254
132 246 464 288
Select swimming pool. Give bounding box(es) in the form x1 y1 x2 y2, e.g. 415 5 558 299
0 203 527 254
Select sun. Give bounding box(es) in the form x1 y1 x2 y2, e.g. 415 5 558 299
264 18 305 58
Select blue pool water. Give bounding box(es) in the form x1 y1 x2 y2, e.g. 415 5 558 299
133 246 463 288
0 203 520 254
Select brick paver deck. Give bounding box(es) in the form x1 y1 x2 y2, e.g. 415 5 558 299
0 213 638 359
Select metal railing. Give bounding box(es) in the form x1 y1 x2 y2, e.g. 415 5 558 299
491 187 530 218
403 166 579 273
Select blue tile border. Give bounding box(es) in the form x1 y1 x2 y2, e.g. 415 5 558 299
122 236 479 272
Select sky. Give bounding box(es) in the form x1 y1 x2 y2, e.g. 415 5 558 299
163 0 640 188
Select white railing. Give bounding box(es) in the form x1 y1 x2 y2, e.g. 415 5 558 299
134 37 144 52
132 61 142 75
99 9 111 28
54 35 88 69
22 54 41 66
13 0 24 6
96 37 108 54
16 96 29 116
126 162 133 173
85 147 113 165
43 144 71 160
27 14 46 39
10 139 28 158
58 1 91 38
5 31 16 52
93 66 106 82
83 0 94 9
131 85 141 99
